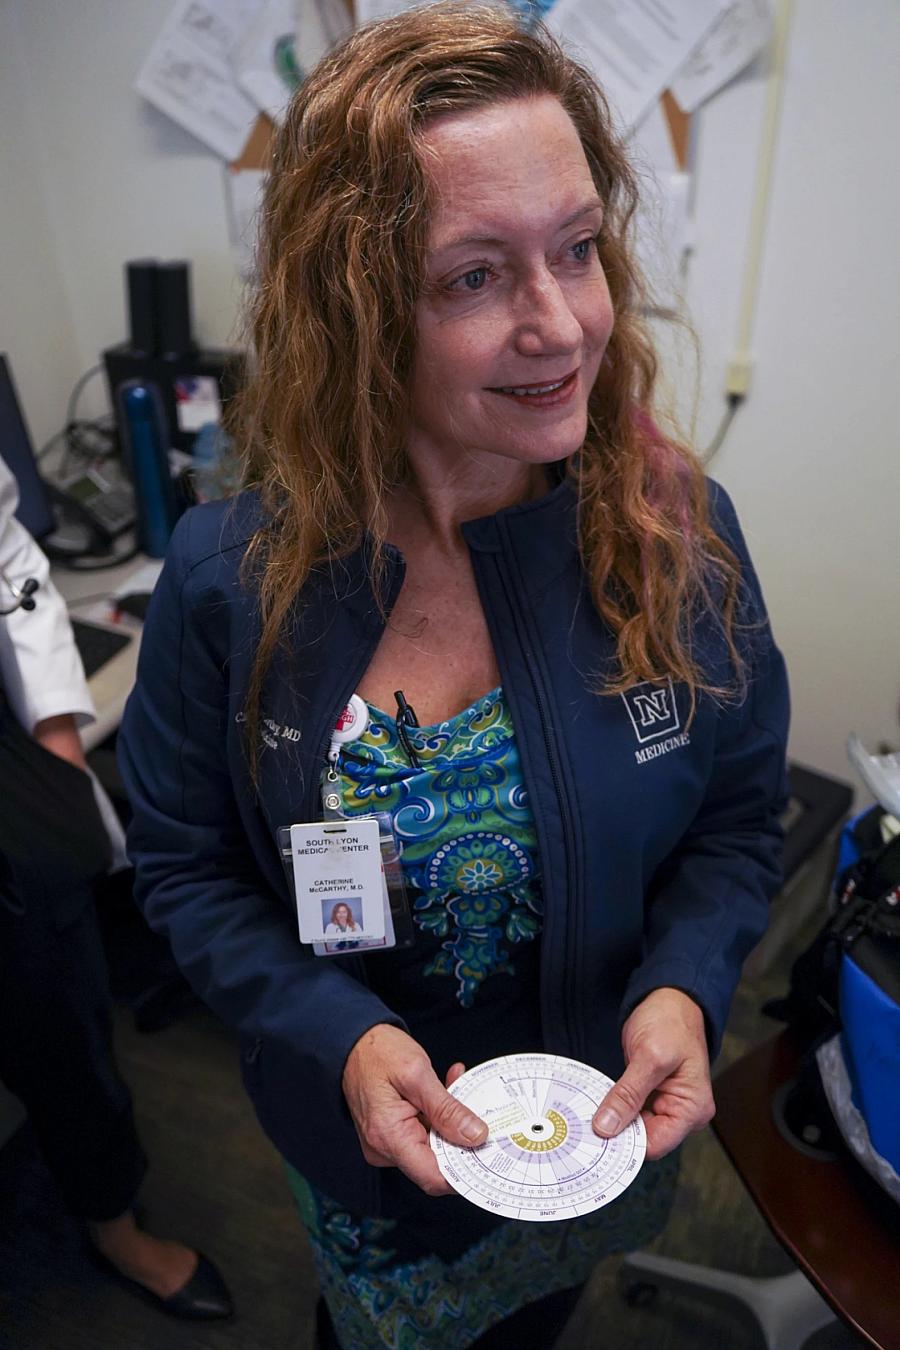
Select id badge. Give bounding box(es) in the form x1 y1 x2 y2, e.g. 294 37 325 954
318 696 416 953
277 826 394 956
274 695 417 958
289 819 385 944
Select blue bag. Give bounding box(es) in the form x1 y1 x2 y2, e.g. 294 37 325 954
827 808 900 1178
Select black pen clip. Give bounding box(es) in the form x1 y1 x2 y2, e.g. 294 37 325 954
394 690 421 769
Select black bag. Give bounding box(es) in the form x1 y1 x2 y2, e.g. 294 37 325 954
765 806 900 1191
767 809 900 1026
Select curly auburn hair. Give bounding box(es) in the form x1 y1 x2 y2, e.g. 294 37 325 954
231 2 742 770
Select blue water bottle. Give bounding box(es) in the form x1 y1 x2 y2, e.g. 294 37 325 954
117 380 180 558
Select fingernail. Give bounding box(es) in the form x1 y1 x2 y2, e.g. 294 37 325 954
594 1107 620 1135
462 1118 485 1143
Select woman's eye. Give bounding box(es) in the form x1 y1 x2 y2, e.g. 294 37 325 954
571 237 596 263
449 267 488 292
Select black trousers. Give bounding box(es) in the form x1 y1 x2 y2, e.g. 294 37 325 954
0 690 147 1221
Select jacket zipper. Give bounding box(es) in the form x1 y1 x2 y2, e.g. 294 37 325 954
493 522 582 1060
302 558 403 825
299 568 402 1220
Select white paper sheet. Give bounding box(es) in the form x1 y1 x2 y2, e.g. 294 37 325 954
296 0 354 71
671 0 771 112
545 0 730 133
171 0 266 64
233 0 301 124
135 0 265 160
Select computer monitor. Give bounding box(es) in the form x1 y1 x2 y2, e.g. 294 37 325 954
0 353 56 541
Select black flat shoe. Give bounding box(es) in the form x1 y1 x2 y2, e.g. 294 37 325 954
92 1248 234 1320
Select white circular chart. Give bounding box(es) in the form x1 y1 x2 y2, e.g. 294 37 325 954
430 1052 646 1222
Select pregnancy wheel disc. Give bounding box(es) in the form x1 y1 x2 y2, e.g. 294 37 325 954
429 1052 646 1222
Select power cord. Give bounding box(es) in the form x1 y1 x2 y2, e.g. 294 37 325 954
45 541 140 572
701 392 744 466
37 363 118 479
36 363 140 571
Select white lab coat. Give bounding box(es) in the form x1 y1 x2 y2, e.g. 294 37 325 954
0 456 130 866
0 456 94 734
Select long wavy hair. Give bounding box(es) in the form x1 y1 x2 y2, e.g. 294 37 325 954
231 2 742 774
329 902 358 932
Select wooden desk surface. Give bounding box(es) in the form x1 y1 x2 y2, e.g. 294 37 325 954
713 1031 900 1349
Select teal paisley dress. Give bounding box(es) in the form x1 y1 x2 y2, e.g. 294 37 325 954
286 689 678 1349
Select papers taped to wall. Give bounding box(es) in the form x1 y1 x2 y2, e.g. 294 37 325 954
136 0 300 158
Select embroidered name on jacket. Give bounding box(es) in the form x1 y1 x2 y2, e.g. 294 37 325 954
234 710 302 750
622 678 691 764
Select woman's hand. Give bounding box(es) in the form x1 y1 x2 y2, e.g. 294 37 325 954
592 987 714 1160
342 1024 487 1195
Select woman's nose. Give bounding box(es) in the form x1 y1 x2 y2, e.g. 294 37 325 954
514 273 582 357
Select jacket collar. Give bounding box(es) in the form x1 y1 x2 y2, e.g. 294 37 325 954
459 470 577 551
336 472 580 623
236 468 579 624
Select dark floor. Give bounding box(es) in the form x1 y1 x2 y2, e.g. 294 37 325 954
0 885 868 1350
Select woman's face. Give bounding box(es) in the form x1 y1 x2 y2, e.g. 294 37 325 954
408 95 614 472
334 904 351 925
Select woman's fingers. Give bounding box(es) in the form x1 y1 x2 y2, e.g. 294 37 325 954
445 1061 466 1088
592 1060 711 1159
354 1101 454 1193
592 1057 663 1138
359 1111 455 1193
357 1139 392 1167
592 988 715 1159
392 1129 456 1196
389 1067 484 1195
402 1060 488 1147
342 1027 482 1194
641 1108 699 1161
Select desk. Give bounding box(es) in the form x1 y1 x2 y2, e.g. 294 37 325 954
623 1031 900 1349
52 551 152 752
716 1031 899 1347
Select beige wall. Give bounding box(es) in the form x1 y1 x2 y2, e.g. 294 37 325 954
0 3 82 448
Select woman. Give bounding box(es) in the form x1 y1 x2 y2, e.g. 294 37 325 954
119 6 789 1347
324 901 361 938
324 902 360 937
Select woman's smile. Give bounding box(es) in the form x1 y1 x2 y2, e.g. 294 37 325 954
487 369 580 408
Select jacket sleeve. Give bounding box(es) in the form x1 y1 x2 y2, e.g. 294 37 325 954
619 483 791 1059
118 511 404 1121
0 457 94 732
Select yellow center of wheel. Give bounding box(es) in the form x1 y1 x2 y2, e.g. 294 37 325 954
509 1109 568 1152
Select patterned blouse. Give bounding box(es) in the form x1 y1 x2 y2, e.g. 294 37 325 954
335 687 544 1071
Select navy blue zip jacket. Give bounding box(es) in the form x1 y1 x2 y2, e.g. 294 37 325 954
118 476 789 1214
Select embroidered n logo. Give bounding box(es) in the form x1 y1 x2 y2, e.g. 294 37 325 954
622 677 680 744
